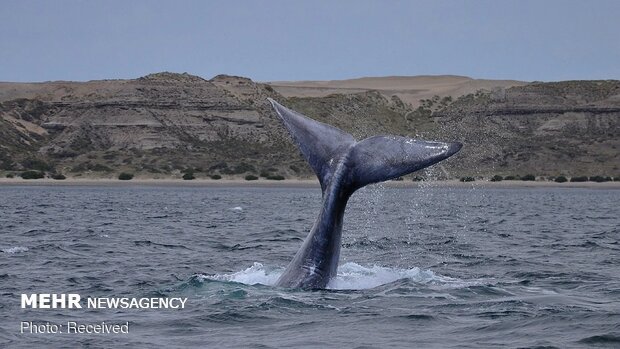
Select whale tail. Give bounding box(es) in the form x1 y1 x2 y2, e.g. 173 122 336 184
268 98 461 192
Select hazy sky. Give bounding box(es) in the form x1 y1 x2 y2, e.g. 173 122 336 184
1 0 619 82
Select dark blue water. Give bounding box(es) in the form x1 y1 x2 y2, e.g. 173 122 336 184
1 185 619 348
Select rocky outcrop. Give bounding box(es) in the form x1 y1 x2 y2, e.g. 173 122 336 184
0 73 284 174
0 73 411 177
0 74 619 179
433 81 620 176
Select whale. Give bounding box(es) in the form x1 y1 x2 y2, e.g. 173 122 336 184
267 98 462 289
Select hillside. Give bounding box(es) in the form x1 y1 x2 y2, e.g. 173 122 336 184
431 81 620 176
268 75 526 108
0 73 619 180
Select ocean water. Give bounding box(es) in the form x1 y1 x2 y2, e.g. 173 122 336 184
1 184 619 348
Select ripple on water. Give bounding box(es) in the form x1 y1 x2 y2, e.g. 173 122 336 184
1 186 618 348
1 246 29 254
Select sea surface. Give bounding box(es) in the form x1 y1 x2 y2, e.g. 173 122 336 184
1 184 619 348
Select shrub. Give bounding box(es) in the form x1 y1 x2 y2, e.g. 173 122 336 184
521 174 536 181
614 176 620 182
460 177 475 182
91 163 112 172
266 175 285 180
20 170 45 179
5 173 14 178
245 174 258 181
70 162 113 173
70 163 87 173
554 176 568 183
570 176 588 182
589 176 610 183
411 176 424 182
102 152 118 160
21 158 52 172
392 177 404 181
490 175 503 182
209 174 222 180
504 175 517 180
182 172 195 180
259 171 271 177
51 173 66 180
209 162 228 171
118 172 134 180
222 162 256 175
0 151 15 170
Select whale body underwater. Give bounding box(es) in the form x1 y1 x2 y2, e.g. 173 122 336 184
267 98 462 289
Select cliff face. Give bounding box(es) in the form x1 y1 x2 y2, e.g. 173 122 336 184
433 81 620 177
0 73 619 179
2 73 268 150
0 73 410 178
0 73 286 176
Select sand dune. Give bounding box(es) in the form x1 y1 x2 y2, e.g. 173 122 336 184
267 75 527 107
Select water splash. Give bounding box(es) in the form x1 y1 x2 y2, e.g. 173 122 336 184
327 262 445 290
202 262 281 286
197 262 457 290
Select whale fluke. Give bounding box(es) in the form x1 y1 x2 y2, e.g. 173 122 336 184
267 98 461 289
269 98 355 192
348 135 462 191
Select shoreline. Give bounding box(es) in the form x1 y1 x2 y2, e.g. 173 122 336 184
0 178 619 189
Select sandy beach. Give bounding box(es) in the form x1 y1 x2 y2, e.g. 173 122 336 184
1 177 618 189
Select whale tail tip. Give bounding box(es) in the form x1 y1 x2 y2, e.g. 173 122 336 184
268 98 462 192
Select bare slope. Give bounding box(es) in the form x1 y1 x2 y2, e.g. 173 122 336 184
0 73 410 179
268 75 526 107
0 73 618 179
432 80 620 177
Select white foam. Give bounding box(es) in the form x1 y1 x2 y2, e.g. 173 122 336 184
328 262 442 290
231 206 243 211
205 262 281 286
200 262 456 290
2 246 29 254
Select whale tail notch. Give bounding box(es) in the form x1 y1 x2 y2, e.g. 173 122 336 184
267 98 461 192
